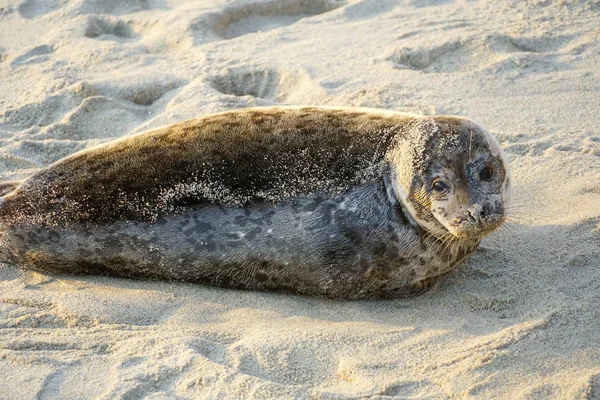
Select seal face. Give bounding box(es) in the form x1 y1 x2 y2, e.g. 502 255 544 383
0 107 511 299
388 117 511 242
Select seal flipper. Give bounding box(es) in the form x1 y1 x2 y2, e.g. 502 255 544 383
0 181 22 197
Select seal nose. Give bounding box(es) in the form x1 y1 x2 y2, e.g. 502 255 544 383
468 202 498 221
471 202 506 234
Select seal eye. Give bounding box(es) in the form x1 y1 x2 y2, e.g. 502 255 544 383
432 180 449 194
479 166 494 181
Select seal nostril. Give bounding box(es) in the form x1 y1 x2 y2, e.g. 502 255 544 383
481 203 494 219
466 210 476 223
468 204 485 222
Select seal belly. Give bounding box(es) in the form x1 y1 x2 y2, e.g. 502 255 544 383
0 180 438 299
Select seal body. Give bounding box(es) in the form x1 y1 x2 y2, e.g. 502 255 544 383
0 107 510 299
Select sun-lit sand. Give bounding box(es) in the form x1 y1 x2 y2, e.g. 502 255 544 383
0 0 599 398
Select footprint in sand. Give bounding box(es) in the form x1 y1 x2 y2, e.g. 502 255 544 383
32 96 151 144
210 68 283 100
84 16 137 39
191 0 343 42
78 0 166 16
502 131 600 158
213 0 343 39
503 139 556 157
209 67 324 104
17 0 61 19
115 80 185 106
10 45 54 68
187 333 336 387
0 83 93 131
385 33 575 73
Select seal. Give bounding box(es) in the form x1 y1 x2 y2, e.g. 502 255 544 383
0 106 511 299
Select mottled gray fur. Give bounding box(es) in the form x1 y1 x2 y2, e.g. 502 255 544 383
0 107 509 299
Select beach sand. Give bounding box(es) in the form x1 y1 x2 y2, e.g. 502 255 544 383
0 0 599 398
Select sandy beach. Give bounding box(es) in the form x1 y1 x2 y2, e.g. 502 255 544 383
0 0 599 398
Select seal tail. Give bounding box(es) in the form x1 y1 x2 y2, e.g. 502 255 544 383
0 181 22 197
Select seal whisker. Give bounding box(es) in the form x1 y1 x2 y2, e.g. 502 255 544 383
505 215 537 226
501 220 529 235
491 224 519 244
437 232 457 253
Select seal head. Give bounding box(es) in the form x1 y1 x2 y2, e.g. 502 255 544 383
388 117 511 241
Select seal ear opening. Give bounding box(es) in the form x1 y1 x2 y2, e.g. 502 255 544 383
0 181 22 197
382 164 399 207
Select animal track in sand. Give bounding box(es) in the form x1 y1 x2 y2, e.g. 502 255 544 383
188 335 333 386
84 16 169 45
502 139 555 157
84 16 136 39
211 68 281 99
117 80 185 106
0 83 93 131
388 40 462 71
210 67 321 103
502 131 600 157
79 0 165 15
387 34 574 73
0 78 182 173
2 76 180 139
233 342 332 385
18 0 60 19
50 96 153 141
10 45 54 68
207 0 344 40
